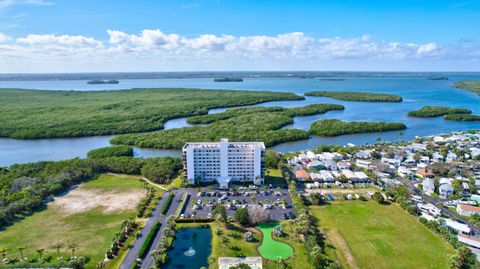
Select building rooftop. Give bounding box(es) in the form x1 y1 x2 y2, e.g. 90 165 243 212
183 139 265 150
458 204 480 214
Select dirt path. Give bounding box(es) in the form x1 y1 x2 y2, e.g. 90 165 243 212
106 172 169 191
327 229 359 269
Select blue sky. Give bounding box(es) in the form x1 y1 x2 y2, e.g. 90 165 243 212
0 0 479 72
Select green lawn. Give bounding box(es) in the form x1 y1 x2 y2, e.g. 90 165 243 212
311 201 456 269
0 174 146 269
257 222 293 260
265 168 286 186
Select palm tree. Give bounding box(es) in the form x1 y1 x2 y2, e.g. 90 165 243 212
0 247 6 262
17 246 26 260
51 242 63 260
36 248 45 260
67 241 78 259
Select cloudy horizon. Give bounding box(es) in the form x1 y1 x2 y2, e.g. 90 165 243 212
0 0 479 72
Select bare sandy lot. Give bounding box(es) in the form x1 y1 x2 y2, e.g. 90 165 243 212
52 187 146 215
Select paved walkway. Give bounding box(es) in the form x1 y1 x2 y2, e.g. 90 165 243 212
120 190 181 269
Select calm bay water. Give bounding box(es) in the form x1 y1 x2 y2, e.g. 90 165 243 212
1 76 480 166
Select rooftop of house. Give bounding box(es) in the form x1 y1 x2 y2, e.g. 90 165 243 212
457 204 480 213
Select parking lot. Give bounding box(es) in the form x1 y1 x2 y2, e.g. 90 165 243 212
180 185 295 221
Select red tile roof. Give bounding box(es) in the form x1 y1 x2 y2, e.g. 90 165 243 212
458 233 480 243
458 204 480 214
295 169 310 180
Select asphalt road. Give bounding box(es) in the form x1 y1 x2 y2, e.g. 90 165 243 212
120 190 181 269
397 176 480 235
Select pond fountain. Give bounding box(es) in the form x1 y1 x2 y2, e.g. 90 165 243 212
164 228 211 269
184 247 196 257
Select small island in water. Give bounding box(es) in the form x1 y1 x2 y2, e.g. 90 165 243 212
213 77 243 82
408 106 480 121
426 77 449 80
305 91 402 102
87 79 119 84
319 78 346 81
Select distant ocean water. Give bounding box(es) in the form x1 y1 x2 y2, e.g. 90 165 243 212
1 74 480 166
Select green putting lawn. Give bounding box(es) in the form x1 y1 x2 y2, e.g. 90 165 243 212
257 222 293 260
311 201 456 269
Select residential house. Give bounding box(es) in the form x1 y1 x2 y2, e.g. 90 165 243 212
408 143 427 152
439 183 454 197
457 204 480 216
382 157 401 167
323 159 338 171
444 219 471 234
416 168 435 179
470 147 480 159
446 152 458 163
434 136 445 143
306 160 324 170
422 178 435 195
354 171 370 182
337 161 350 170
403 157 416 167
398 166 414 178
457 234 480 249
306 151 317 160
417 203 441 216
341 170 358 181
432 152 444 163
319 170 335 182
420 156 430 165
295 170 310 181
356 150 372 159
356 159 372 169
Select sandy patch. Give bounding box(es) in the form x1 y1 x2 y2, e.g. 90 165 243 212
328 229 359 269
52 188 146 215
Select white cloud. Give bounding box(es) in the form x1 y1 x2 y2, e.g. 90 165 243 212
417 42 439 56
0 0 51 10
0 29 479 72
16 34 102 47
0 32 10 42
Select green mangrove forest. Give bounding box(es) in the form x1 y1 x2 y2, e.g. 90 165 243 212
443 114 480 122
454 80 480 95
310 119 406 137
0 88 303 139
111 104 345 149
87 145 133 159
305 91 403 102
408 106 471 118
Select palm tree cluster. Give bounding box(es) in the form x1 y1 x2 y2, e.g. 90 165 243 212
151 216 177 268
106 218 137 259
0 241 80 266
136 183 156 217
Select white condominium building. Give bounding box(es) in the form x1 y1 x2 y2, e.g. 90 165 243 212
183 139 265 188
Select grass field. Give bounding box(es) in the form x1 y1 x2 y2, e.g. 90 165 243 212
0 174 147 269
311 201 456 269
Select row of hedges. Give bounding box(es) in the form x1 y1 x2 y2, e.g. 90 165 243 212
161 193 175 215
175 193 190 218
174 218 214 223
138 222 161 259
